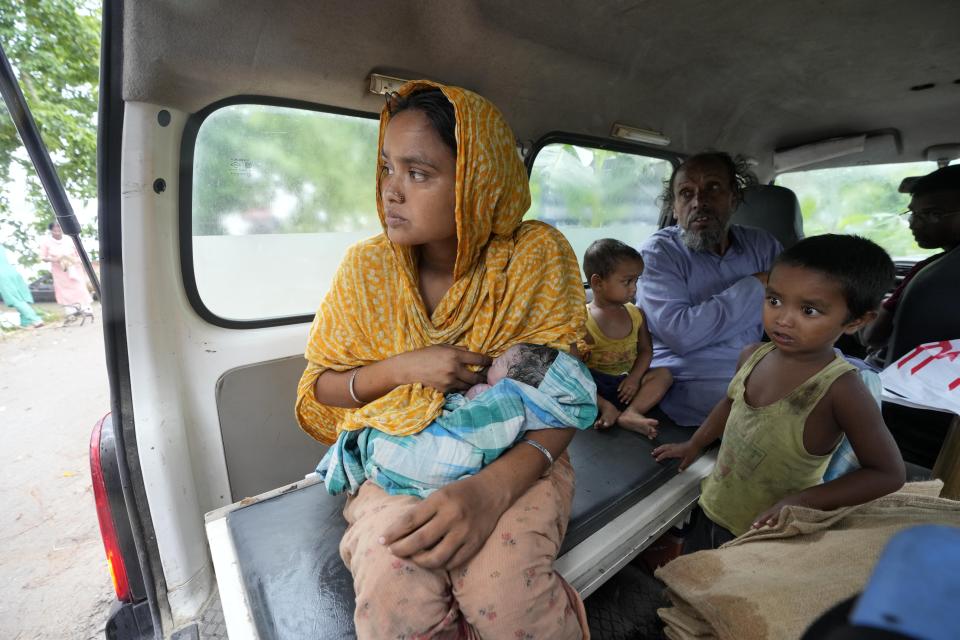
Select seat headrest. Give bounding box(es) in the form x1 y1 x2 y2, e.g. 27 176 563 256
731 184 804 249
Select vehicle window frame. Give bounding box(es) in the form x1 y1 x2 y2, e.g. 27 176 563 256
524 132 682 289
525 132 681 231
179 95 382 329
526 131 681 176
773 160 942 262
181 115 683 328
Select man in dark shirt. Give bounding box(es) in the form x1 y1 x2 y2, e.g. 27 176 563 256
863 164 960 351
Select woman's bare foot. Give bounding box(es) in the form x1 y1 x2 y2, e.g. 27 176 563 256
618 408 659 439
595 397 621 429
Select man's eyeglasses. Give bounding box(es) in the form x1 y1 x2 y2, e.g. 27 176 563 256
899 209 960 222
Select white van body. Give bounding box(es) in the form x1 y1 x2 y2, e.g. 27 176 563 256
83 2 960 637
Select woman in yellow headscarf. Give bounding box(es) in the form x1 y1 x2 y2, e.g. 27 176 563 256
297 81 589 638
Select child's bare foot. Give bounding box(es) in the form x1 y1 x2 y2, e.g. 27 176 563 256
618 408 659 439
595 398 621 429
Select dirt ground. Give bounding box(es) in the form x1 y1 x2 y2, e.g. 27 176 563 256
0 304 114 640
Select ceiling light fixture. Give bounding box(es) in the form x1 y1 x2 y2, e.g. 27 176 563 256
368 73 413 95
610 123 670 146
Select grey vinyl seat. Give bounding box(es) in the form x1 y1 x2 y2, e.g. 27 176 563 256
223 415 691 639
731 184 804 249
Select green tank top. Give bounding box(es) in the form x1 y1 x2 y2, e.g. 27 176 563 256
699 342 855 536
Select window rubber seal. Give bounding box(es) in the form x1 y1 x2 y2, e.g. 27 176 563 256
182 116 684 329
525 131 682 174
179 95 380 329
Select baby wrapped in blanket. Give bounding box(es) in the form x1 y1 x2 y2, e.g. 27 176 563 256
319 344 597 497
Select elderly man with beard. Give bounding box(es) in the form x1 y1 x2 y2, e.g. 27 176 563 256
636 152 782 426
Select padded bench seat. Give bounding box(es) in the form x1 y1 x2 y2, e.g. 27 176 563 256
209 415 693 639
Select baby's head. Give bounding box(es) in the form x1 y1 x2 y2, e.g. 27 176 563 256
487 343 560 388
766 234 894 351
583 239 644 305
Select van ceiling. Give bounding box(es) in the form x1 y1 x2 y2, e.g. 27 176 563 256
123 0 960 176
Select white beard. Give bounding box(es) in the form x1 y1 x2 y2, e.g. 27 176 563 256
680 219 730 253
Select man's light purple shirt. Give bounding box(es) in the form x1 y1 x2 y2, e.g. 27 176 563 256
637 225 782 426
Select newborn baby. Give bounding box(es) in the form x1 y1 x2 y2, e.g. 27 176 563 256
464 343 559 400
320 342 597 497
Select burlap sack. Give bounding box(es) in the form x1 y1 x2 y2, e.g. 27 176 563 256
655 482 959 640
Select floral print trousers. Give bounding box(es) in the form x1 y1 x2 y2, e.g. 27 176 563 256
339 454 589 639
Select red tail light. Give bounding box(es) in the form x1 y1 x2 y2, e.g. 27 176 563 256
90 414 131 602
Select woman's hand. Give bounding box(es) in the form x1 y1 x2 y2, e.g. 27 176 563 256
617 374 641 404
652 440 701 472
380 473 505 570
752 494 806 529
314 345 491 408
393 345 491 393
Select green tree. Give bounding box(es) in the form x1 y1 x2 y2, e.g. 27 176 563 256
0 0 100 265
192 106 381 236
526 144 667 227
779 162 938 259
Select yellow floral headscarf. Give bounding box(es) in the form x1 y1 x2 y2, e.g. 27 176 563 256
296 81 586 444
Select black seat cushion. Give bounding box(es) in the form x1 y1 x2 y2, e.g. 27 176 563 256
227 411 691 639
886 246 960 366
228 487 353 638
563 415 691 553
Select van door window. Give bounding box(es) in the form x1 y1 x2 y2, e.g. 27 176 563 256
527 143 672 263
776 162 941 260
188 103 380 322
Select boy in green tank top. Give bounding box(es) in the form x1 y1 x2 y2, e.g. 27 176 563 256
653 234 905 552
582 239 673 436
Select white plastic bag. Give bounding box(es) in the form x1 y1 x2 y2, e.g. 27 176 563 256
880 340 960 416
